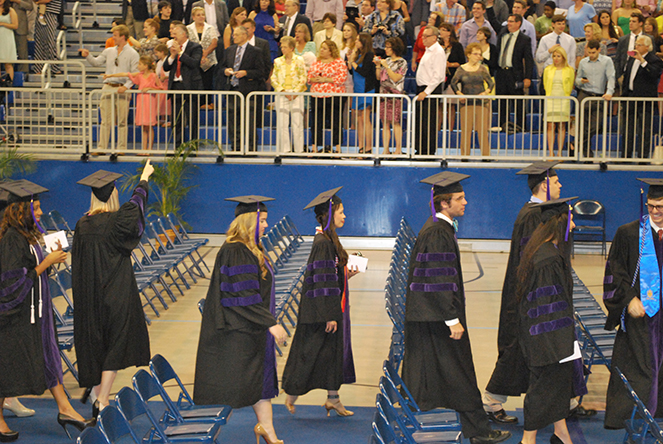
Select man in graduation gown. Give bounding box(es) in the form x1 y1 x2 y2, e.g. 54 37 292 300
402 172 510 444
483 162 562 423
604 179 663 429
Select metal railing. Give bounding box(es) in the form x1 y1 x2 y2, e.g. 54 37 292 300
72 1 83 49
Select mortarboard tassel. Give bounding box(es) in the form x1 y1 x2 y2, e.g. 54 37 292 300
430 187 437 222
565 205 572 242
255 202 261 245
546 170 551 201
30 199 46 234
324 198 333 231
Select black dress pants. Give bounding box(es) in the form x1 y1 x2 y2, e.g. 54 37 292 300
415 84 443 156
495 68 525 132
171 82 199 148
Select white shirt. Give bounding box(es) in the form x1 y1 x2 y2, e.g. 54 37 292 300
283 12 297 36
501 19 537 57
249 35 256 46
629 56 649 91
629 31 643 52
536 31 576 70
416 42 447 96
167 39 189 82
204 0 218 31
435 211 459 327
499 30 519 68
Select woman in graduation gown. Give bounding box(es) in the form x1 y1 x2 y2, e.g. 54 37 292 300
282 187 358 417
0 181 95 442
194 196 288 444
71 161 154 414
517 197 578 444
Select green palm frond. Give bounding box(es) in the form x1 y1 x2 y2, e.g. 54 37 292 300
0 146 36 179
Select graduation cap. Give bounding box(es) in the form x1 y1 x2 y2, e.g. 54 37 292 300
517 161 560 197
225 195 275 244
304 187 343 231
638 178 663 200
0 180 49 234
535 196 577 241
77 170 124 203
420 172 469 221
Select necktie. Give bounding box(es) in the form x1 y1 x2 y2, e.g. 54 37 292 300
284 16 291 35
176 55 181 78
500 33 512 68
231 46 243 87
556 34 560 45
658 230 662 241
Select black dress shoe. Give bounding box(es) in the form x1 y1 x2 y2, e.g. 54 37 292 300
568 405 597 418
470 430 512 444
0 431 18 443
487 409 518 424
551 434 564 444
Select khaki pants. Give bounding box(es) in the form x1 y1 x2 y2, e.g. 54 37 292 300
276 95 305 153
98 84 131 151
459 101 491 156
125 7 145 39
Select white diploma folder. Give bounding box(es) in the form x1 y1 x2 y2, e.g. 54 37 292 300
347 254 369 273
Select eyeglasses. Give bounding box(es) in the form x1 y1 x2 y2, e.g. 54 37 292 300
422 33 435 39
647 203 663 212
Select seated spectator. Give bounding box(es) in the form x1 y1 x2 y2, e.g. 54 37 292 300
347 32 377 154
412 11 442 71
224 7 248 48
543 46 574 156
567 0 596 39
430 0 466 32
249 0 281 60
476 26 498 77
187 7 218 109
575 22 606 67
374 36 407 154
362 0 404 57
314 13 343 51
535 1 555 40
450 42 494 157
158 1 174 42
271 36 307 153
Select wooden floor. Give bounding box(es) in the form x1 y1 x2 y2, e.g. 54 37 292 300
53 246 609 412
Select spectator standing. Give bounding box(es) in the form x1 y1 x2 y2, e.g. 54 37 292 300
278 0 313 38
250 0 280 60
566 0 596 39
450 43 494 157
223 7 247 48
598 10 622 60
227 0 255 19
534 1 555 40
81 25 139 153
477 26 498 76
271 36 307 153
347 32 377 154
187 6 218 109
314 13 343 51
340 22 358 93
575 39 615 158
613 2 640 36
575 23 606 67
503 0 536 57
0 0 18 82
190 0 229 46
542 46 574 156
362 0 404 57
430 0 466 32
614 12 653 84
485 0 508 33
440 22 465 136
354 0 375 31
644 17 663 113
32 0 61 74
415 26 446 156
374 36 407 154
122 0 149 38
131 18 161 61
536 15 576 72
294 21 316 65
11 0 32 74
158 1 174 41
615 0 656 17
459 1 497 47
412 11 442 70
306 0 343 34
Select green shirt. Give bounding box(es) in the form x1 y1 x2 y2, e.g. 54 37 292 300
535 16 552 39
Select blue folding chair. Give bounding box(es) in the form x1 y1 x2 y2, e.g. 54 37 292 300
372 410 399 444
76 427 109 444
99 405 140 444
198 298 205 316
616 367 663 444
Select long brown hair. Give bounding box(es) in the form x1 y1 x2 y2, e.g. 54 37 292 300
357 32 373 64
316 201 348 267
516 213 569 299
0 202 42 245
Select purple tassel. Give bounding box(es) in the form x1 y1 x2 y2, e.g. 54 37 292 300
430 187 437 221
324 198 333 231
546 170 550 201
31 200 46 234
565 205 571 242
640 187 644 223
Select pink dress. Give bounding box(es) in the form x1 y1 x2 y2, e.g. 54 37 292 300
128 72 164 126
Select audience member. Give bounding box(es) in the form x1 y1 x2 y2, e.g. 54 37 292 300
598 9 622 50
615 0 656 17
477 26 498 75
439 22 465 134
362 0 404 57
122 0 149 38
271 36 307 153
412 11 442 70
348 32 377 154
187 6 218 109
131 18 161 61
536 15 576 72
243 18 273 74
158 1 174 41
645 16 663 53
459 1 497 47
613 2 641 36
620 35 663 159
566 0 596 39
294 21 316 67
314 13 343 50
534 1 555 40
249 0 280 60
106 18 130 47
191 0 229 46
393 0 410 45
227 0 255 20
495 14 533 132
340 22 358 93
0 0 18 82
81 25 139 153
503 0 536 57
575 39 615 158
220 25 267 150
11 0 32 73
415 25 446 156
163 23 203 147
451 42 494 157
615 12 653 83
542 46 574 156
306 0 343 34
354 0 375 31
32 0 62 74
308 40 347 153
154 43 172 127
485 0 508 34
430 0 466 32
278 0 312 38
224 7 247 48
375 36 407 154
575 23 606 67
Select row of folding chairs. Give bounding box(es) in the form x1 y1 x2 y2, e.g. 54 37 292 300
614 367 663 444
383 218 417 370
77 354 232 443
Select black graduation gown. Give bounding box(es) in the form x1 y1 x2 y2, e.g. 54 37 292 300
71 181 151 388
193 242 277 409
519 242 575 430
281 233 356 396
0 228 58 397
401 217 484 413
486 202 541 396
604 220 663 429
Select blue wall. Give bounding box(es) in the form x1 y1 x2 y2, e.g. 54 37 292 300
26 160 650 240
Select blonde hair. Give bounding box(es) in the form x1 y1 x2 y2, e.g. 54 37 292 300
281 35 296 49
192 6 205 16
226 212 268 278
550 45 569 67
583 22 602 38
87 188 121 216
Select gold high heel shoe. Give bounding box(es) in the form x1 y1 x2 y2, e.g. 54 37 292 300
254 423 284 444
323 397 354 417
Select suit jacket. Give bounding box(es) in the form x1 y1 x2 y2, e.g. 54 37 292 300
278 12 312 39
162 40 204 89
191 0 229 37
14 0 34 36
496 30 534 85
615 32 654 80
622 52 663 98
219 43 268 95
226 0 255 16
252 36 273 72
122 0 149 21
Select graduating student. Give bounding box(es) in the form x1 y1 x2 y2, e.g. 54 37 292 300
517 197 578 444
484 161 562 423
0 181 95 442
401 172 510 444
604 179 663 429
282 187 357 417
194 196 287 444
72 164 154 415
